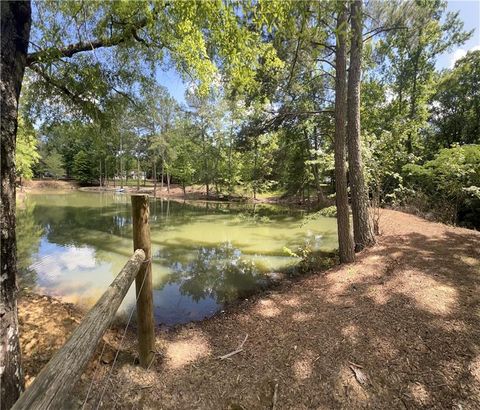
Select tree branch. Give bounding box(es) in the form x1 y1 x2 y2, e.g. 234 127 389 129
362 26 407 43
27 36 127 66
26 17 150 66
29 64 102 118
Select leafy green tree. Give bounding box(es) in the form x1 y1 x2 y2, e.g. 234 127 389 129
372 0 472 155
43 149 65 179
241 132 279 199
403 145 480 226
73 150 94 184
429 50 480 150
16 116 40 184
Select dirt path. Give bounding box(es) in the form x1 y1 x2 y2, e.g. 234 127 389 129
19 209 480 409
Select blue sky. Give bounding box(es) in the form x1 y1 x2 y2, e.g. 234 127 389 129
157 0 480 105
436 0 480 69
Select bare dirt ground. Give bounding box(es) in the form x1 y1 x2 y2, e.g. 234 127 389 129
20 179 79 191
18 209 480 409
80 183 226 202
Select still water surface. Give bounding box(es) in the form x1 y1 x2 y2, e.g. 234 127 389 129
17 191 337 325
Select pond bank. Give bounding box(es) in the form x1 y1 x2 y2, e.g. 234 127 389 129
18 208 480 408
18 179 332 209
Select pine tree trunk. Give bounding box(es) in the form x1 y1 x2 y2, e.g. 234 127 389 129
347 0 375 252
1 2 31 407
161 160 164 191
137 157 140 191
333 2 355 263
105 158 108 187
153 160 157 197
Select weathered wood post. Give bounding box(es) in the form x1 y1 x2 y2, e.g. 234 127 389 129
131 194 155 367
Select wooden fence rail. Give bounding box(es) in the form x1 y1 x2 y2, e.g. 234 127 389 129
12 249 146 409
12 194 156 409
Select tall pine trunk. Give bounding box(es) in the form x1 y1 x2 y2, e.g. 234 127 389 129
347 0 375 252
334 2 355 263
161 160 164 191
137 157 140 191
1 1 31 407
153 160 157 197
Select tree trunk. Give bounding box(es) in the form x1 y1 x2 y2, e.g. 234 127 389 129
120 155 124 189
305 129 326 205
160 160 164 191
153 160 157 197
105 158 108 187
137 157 140 191
1 2 31 407
347 0 375 252
167 170 170 193
407 41 421 154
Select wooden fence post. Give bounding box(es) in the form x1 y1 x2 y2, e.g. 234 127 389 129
131 194 155 367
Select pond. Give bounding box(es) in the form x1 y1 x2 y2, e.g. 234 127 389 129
16 191 337 325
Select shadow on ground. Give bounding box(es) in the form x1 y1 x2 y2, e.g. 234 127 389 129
20 209 480 409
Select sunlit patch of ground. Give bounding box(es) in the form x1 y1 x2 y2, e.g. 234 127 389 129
369 270 458 315
291 311 314 322
281 296 301 307
409 382 431 406
334 364 370 404
292 356 314 380
164 330 211 369
255 298 281 317
341 324 359 343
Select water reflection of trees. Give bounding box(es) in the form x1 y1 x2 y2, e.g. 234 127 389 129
18 193 313 306
16 200 44 289
166 242 264 304
29 194 305 251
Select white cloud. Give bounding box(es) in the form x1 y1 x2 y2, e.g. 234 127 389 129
450 44 480 67
33 246 96 281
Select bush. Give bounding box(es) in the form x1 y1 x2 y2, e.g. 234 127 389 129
402 145 480 227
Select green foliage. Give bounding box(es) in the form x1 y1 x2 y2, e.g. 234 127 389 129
283 243 335 275
16 116 40 182
43 149 65 178
429 50 480 149
318 206 337 218
73 150 95 184
403 145 480 225
241 132 279 198
16 200 44 288
17 0 480 232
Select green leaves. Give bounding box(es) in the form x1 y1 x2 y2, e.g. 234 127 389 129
16 116 40 181
402 145 480 225
73 150 95 184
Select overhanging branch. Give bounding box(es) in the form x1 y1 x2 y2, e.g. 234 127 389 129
26 16 151 66
29 64 103 118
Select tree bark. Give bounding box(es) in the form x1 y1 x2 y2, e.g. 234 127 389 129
1 1 32 407
334 2 355 263
160 159 164 191
153 160 157 197
137 157 140 191
347 0 375 252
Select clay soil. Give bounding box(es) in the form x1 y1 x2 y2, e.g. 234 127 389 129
18 209 480 409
